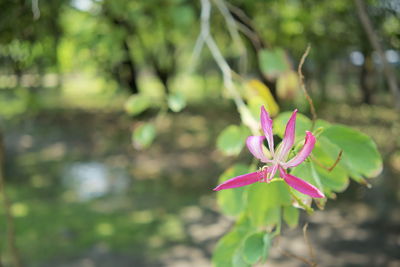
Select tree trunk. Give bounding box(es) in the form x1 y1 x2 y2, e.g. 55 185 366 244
121 40 139 94
149 40 176 95
153 63 171 95
103 6 140 94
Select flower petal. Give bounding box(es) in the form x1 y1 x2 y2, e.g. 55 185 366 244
246 136 271 163
213 170 266 191
261 106 274 154
279 167 325 198
267 163 279 182
278 109 297 159
283 131 316 168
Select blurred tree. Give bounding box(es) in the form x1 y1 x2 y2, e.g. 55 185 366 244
78 0 198 95
229 0 399 105
0 0 398 107
354 0 400 108
0 0 65 115
0 0 64 80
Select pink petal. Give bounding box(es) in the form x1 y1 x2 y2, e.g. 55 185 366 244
267 163 279 182
213 170 266 191
279 167 325 198
283 131 316 168
246 136 271 163
279 109 297 159
260 106 274 154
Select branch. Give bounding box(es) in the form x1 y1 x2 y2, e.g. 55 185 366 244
193 0 259 134
354 0 400 110
226 3 255 32
226 3 265 50
234 21 262 51
32 0 40 20
213 0 248 73
190 0 210 69
298 45 317 130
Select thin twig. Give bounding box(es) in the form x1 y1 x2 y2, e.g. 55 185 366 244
194 0 259 134
31 0 40 20
213 0 242 48
213 0 248 73
234 21 262 50
190 0 211 69
303 223 317 267
226 3 255 33
0 133 22 267
281 249 315 266
298 45 317 130
276 236 315 266
327 150 343 171
311 150 343 172
226 3 265 50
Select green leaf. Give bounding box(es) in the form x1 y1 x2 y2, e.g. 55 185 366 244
322 125 382 179
232 249 250 267
283 206 299 228
263 207 281 226
242 232 265 264
167 92 186 112
290 162 321 201
132 123 156 149
262 233 272 262
312 137 349 192
212 218 251 267
171 6 195 26
276 70 300 100
315 119 332 129
258 48 289 77
124 94 151 116
217 125 249 156
274 112 312 142
213 231 245 267
245 79 280 117
314 164 349 194
217 164 250 217
274 113 332 142
245 180 291 226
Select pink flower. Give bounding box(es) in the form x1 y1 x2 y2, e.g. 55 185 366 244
214 106 325 198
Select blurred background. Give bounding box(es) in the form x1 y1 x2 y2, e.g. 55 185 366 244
0 0 399 266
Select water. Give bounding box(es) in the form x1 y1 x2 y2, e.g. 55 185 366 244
62 161 129 201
